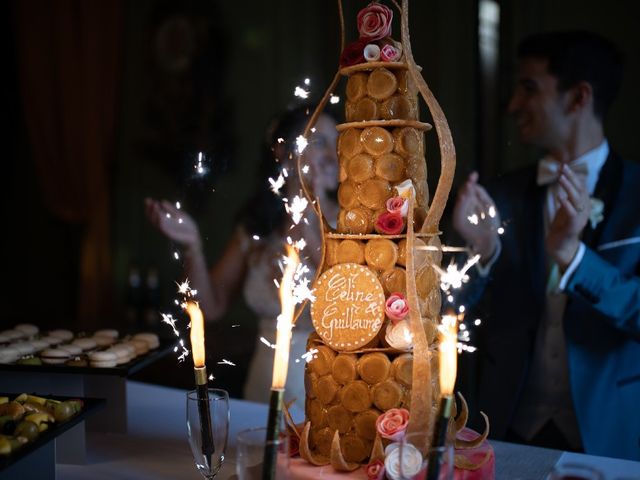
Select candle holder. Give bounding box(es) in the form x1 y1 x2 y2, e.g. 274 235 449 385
395 432 454 480
194 365 215 465
426 394 454 480
261 388 284 480
186 388 229 479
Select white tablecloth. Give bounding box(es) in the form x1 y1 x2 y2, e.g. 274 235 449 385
56 381 640 480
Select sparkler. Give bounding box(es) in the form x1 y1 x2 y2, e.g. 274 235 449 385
427 313 458 480
262 245 300 480
186 302 215 469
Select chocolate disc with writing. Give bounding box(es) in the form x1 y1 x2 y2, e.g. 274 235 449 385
311 263 386 351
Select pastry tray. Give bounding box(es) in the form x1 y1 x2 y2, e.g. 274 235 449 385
0 338 177 377
0 393 104 472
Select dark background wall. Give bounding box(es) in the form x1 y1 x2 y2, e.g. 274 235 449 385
2 0 639 397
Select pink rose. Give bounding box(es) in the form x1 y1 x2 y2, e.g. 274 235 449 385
365 459 385 480
375 211 404 235
386 196 408 217
385 293 409 323
380 43 401 62
340 39 368 67
357 3 393 41
376 408 410 441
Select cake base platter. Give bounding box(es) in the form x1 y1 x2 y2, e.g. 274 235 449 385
285 428 495 480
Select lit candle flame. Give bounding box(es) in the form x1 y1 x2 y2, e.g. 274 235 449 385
439 313 458 396
186 302 206 368
271 245 300 389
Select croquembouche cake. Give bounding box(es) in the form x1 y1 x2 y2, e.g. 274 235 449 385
288 1 493 478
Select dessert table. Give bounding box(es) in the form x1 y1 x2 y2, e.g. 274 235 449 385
52 381 639 480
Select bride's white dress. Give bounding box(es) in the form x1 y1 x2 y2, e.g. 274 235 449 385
241 230 314 411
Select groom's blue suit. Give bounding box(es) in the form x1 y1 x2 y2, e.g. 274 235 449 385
463 153 640 460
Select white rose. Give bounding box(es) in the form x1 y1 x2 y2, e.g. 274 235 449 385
385 321 413 350
384 442 423 480
394 180 415 201
364 44 381 62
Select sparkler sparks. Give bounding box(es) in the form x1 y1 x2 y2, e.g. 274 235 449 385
296 135 308 154
177 279 197 297
260 336 275 349
432 254 481 291
294 86 310 99
268 173 286 195
296 348 319 363
284 194 309 225
329 94 340 104
161 313 180 337
217 359 236 366
194 152 208 176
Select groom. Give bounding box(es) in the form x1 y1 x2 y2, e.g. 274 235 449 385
453 30 640 460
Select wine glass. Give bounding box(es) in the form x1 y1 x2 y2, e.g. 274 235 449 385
390 433 453 480
236 427 289 480
187 388 229 479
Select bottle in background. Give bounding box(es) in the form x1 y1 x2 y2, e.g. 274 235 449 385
125 266 143 329
143 267 160 328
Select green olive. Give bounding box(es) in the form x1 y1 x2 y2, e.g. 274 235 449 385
66 400 83 414
14 421 39 441
53 402 74 422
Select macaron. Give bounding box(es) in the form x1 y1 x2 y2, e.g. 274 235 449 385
2 330 25 341
30 339 50 352
108 344 134 364
127 339 149 356
0 346 20 364
93 335 116 347
49 329 74 342
94 329 119 339
89 350 118 368
58 344 83 356
11 342 36 356
66 357 89 367
40 348 71 365
0 333 11 345
133 333 160 349
40 335 64 346
14 323 39 337
71 338 98 352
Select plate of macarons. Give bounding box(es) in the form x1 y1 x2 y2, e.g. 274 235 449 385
0 324 174 376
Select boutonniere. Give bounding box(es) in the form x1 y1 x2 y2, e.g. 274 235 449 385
589 197 604 229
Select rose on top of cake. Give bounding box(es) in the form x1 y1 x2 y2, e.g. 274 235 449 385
340 2 403 67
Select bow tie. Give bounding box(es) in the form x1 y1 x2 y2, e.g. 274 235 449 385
536 157 589 186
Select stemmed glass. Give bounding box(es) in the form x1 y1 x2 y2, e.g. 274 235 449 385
236 427 290 480
187 388 230 479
